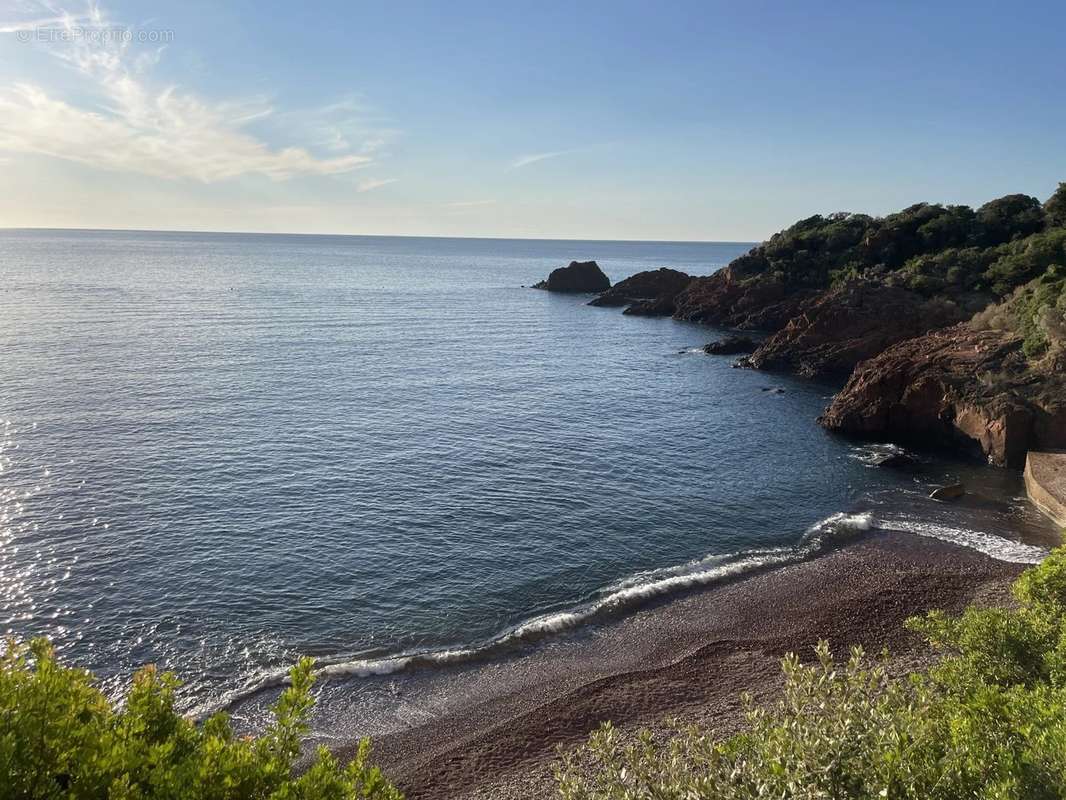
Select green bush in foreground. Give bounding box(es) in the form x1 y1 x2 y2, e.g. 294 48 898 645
0 641 401 800
556 547 1066 800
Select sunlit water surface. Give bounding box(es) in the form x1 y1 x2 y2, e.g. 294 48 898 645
0 229 1058 714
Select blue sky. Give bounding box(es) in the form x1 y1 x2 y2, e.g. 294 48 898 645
1 0 1065 240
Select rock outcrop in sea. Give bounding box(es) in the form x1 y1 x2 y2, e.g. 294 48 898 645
703 336 758 355
533 260 611 293
588 267 692 316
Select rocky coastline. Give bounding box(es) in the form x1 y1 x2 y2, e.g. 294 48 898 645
537 183 1066 472
819 324 1066 468
587 266 693 316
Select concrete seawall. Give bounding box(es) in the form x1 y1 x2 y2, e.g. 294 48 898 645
1025 452 1066 529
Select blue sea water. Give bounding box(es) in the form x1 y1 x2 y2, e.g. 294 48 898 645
0 229 1058 714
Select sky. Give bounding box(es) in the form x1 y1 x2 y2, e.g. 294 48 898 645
1 0 1065 241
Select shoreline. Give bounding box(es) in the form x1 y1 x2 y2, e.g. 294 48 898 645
335 532 1024 799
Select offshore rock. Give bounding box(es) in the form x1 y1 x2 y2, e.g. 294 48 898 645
930 483 966 501
533 261 611 293
703 336 758 355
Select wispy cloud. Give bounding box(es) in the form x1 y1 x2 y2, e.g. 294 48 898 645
356 177 397 193
274 95 401 157
0 0 94 33
0 2 384 182
508 150 572 170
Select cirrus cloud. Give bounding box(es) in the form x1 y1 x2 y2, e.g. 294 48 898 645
508 150 572 170
0 2 386 182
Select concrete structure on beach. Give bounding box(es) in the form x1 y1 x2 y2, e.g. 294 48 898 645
1025 452 1066 529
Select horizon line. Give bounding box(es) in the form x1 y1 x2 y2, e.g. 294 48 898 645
0 225 759 247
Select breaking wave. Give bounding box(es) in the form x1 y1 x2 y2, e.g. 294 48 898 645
206 505 1039 717
876 516 1048 564
198 508 912 717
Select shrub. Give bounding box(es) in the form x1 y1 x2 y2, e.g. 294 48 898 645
1045 183 1066 229
895 245 1001 295
983 228 1066 296
556 644 952 800
556 547 1066 800
971 265 1066 358
0 639 402 800
976 194 1047 246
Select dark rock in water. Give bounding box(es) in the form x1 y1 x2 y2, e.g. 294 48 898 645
872 452 919 470
589 293 630 308
760 386 786 394
703 336 758 355
623 297 677 316
589 268 692 316
930 483 966 501
533 261 611 293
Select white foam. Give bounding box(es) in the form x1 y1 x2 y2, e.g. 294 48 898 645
806 511 874 540
848 443 913 468
596 549 798 608
877 517 1048 564
498 546 804 647
508 611 583 639
318 656 413 678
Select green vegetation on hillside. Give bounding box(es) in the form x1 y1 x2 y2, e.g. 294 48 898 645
729 185 1066 308
0 642 401 800
556 548 1066 799
974 265 1066 359
1044 183 1066 229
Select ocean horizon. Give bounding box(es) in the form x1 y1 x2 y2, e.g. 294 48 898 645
1 227 757 246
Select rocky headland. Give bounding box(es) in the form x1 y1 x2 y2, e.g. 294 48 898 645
539 183 1066 467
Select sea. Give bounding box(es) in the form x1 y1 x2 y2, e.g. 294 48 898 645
0 228 1059 730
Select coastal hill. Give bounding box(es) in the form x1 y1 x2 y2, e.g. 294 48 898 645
570 183 1066 466
671 187 1065 379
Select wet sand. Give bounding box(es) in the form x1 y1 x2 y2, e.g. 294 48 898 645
346 533 1023 799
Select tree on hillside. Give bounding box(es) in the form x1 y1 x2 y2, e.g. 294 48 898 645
976 193 1046 245
1045 182 1066 228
